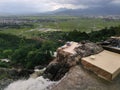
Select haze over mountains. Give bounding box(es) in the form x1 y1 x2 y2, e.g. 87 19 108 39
49 5 120 16
0 0 120 16
1 6 120 16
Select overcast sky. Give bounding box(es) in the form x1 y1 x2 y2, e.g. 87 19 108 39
0 0 120 14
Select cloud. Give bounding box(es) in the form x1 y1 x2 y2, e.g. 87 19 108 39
110 0 120 5
0 0 119 14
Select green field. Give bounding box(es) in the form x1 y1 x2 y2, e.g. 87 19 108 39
0 16 120 38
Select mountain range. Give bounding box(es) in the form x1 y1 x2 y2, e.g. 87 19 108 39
47 5 120 16
1 5 120 16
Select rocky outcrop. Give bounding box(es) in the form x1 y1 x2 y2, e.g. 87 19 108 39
44 59 70 81
44 41 103 81
100 37 120 54
51 65 120 90
75 41 104 57
101 37 120 47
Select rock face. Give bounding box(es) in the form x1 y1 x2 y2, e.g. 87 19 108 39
44 59 70 81
75 41 103 57
51 65 120 90
44 41 103 81
101 37 120 47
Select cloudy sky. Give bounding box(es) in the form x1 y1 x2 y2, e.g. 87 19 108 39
0 0 120 14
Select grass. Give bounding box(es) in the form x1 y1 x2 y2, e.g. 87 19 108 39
42 18 120 32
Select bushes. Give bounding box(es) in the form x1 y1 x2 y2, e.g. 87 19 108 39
0 33 58 69
89 27 118 42
26 50 51 69
11 40 56 69
0 61 9 68
64 26 120 42
3 49 13 58
65 30 89 42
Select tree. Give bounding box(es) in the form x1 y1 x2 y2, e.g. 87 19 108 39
3 49 13 58
41 40 57 55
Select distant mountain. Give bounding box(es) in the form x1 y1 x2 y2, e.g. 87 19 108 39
52 8 72 13
49 6 120 16
1 5 120 16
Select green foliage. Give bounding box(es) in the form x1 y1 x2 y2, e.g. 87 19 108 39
1 17 120 38
0 24 120 69
0 61 9 68
3 49 13 58
62 26 120 42
10 40 56 69
26 50 51 69
0 23 35 29
0 73 8 80
41 40 57 52
0 33 21 50
65 29 89 42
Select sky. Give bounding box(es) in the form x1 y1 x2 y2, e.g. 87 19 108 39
0 0 120 14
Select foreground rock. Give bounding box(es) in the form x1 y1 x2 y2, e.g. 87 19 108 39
51 65 120 90
101 36 120 47
44 41 103 81
75 41 103 57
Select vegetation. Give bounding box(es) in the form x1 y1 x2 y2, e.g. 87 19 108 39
0 61 9 68
0 16 120 70
0 32 60 69
0 25 120 69
0 23 35 29
1 16 120 37
64 26 120 42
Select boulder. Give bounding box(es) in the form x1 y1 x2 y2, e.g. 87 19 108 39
44 61 69 81
101 37 120 47
44 41 103 81
75 41 103 57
